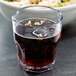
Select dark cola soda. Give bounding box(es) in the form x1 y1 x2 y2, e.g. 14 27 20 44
14 18 61 67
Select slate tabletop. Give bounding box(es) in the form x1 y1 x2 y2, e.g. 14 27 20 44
0 13 76 76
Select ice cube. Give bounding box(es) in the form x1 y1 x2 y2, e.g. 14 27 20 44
34 20 45 26
35 22 41 25
25 20 32 26
40 20 45 24
33 27 48 37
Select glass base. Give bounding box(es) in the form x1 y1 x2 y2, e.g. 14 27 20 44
18 58 55 73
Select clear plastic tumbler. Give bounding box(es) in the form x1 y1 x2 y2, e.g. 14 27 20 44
12 6 63 73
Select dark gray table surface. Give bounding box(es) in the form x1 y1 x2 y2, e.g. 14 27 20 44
0 13 76 76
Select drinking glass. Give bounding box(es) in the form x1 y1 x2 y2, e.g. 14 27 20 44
12 6 63 73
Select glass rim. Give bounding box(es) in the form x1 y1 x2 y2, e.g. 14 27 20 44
12 5 63 24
